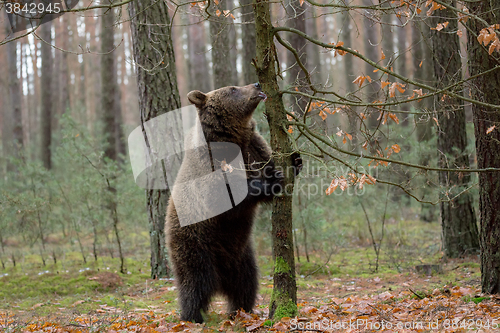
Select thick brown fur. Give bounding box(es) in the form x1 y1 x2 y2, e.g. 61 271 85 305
166 83 301 323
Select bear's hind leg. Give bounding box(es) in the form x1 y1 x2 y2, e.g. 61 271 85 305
223 246 258 315
177 260 217 323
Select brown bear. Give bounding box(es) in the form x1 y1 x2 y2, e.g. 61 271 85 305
166 83 301 323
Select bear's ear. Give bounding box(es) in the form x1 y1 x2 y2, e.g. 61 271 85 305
187 90 207 107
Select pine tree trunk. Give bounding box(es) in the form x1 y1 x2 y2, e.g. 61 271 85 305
430 4 479 258
101 4 126 274
240 0 258 84
254 0 297 320
2 26 12 174
40 21 52 170
60 14 70 114
413 17 436 222
467 0 500 294
340 14 357 148
210 0 234 87
362 0 380 128
129 0 181 279
187 9 211 92
285 0 308 115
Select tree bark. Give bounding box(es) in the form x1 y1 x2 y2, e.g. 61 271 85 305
254 0 297 320
240 0 258 84
101 3 126 274
430 4 479 258
59 15 70 115
340 14 358 148
40 21 52 170
187 9 212 92
362 0 380 128
101 5 118 162
285 0 308 115
210 0 234 87
413 17 436 222
129 0 181 279
467 0 500 294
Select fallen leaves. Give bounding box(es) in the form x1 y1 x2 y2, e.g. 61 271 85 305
3 274 499 333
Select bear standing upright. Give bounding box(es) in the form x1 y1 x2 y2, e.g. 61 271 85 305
166 83 301 323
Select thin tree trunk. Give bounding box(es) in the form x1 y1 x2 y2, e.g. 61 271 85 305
340 14 358 148
255 0 298 320
84 14 99 131
40 22 52 169
187 9 211 92
6 33 24 170
0 26 10 175
285 0 308 115
210 0 234 87
413 17 436 221
129 0 181 279
240 0 258 84
430 4 479 258
362 0 380 128
101 3 126 274
60 14 70 114
467 0 500 294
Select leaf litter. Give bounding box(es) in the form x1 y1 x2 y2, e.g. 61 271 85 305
1 262 499 332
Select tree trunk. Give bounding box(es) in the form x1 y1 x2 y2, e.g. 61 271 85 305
467 0 500 294
101 5 118 162
430 4 479 258
413 17 436 221
129 0 181 279
101 4 126 274
40 21 52 170
340 14 358 148
362 0 380 128
396 22 410 119
60 15 70 115
240 0 258 84
210 0 234 87
84 14 99 132
254 0 297 320
285 0 308 115
1 26 12 174
187 9 212 92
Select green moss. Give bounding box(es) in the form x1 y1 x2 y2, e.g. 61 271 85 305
270 290 298 320
274 257 291 275
263 319 274 327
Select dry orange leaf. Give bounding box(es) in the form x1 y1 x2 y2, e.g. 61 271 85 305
319 110 327 121
388 113 400 124
486 125 496 134
353 75 366 87
326 179 338 195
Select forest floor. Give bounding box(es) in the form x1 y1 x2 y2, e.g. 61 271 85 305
0 251 499 332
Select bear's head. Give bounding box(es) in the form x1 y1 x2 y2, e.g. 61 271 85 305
187 83 267 127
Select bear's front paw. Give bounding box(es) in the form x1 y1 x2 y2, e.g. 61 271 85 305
291 152 303 176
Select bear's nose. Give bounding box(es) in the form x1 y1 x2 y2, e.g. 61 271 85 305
254 82 261 89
